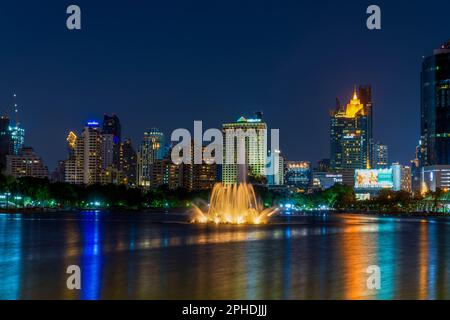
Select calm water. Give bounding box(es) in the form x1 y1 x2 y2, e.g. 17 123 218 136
0 211 449 300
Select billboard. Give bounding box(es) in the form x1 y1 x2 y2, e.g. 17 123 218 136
355 169 394 189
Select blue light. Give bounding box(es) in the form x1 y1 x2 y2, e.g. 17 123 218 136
86 121 99 127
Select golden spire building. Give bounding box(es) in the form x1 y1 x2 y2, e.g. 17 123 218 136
330 86 373 174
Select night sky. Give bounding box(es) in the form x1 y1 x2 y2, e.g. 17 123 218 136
0 0 449 170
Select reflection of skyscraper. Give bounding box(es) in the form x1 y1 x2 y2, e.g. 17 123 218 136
330 87 370 171
222 113 267 184
137 128 165 187
420 41 450 166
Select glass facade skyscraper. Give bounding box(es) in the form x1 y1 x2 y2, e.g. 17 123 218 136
420 41 450 166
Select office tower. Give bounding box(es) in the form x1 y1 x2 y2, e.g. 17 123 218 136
120 138 137 186
222 113 267 184
267 149 284 186
137 128 165 187
0 116 13 169
65 121 102 184
102 114 121 169
285 161 311 190
101 133 115 169
5 147 49 179
420 41 450 166
330 87 371 171
392 163 412 192
371 141 389 168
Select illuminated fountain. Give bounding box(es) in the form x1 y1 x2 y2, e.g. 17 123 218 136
191 183 277 224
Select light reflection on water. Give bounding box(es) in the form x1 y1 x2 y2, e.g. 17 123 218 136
0 212 450 299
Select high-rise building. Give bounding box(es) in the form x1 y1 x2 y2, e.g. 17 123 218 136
371 141 389 168
120 138 137 186
420 41 450 166
137 128 165 187
267 149 284 186
222 113 267 184
5 147 48 179
65 121 103 184
0 116 12 170
392 163 412 192
102 114 121 169
330 87 371 172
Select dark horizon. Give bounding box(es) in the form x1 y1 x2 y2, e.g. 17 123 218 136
1 0 450 170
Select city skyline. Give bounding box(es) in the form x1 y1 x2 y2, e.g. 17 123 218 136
1 1 450 169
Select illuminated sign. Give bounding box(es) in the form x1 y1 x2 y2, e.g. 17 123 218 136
86 120 99 127
355 169 393 189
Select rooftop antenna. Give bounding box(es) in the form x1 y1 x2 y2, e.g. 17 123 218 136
13 93 19 126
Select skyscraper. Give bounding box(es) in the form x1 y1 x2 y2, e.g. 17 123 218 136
371 141 389 168
137 128 165 187
222 113 267 184
330 87 371 171
120 138 137 186
267 149 284 186
420 41 450 166
65 121 103 184
0 116 12 170
102 114 121 169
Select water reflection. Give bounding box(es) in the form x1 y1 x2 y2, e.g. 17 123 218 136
0 212 450 299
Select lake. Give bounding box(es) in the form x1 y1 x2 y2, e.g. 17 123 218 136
0 211 449 299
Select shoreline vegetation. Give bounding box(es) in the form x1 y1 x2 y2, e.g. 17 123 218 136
1 175 450 216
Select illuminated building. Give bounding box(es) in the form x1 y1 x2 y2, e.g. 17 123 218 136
120 138 137 186
312 172 343 190
65 121 103 184
0 116 13 169
5 147 49 179
9 124 25 155
392 163 412 192
147 142 217 191
137 128 165 187
371 141 389 168
330 87 372 172
421 165 450 192
222 112 267 184
102 114 121 169
285 161 310 190
420 41 450 166
267 150 284 186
